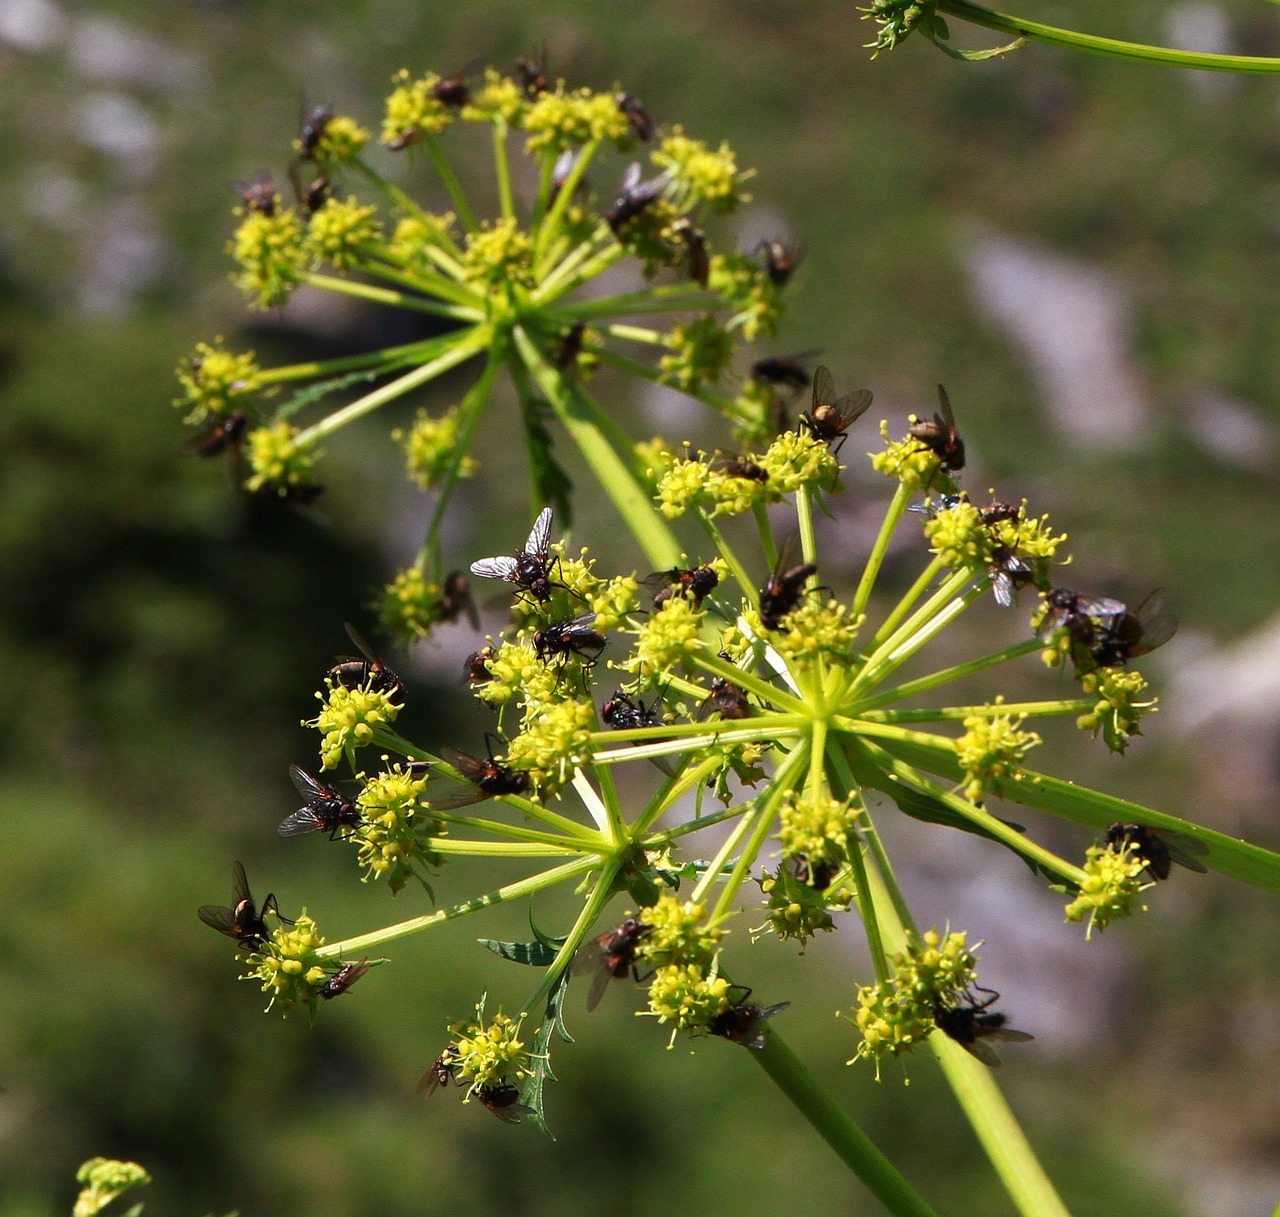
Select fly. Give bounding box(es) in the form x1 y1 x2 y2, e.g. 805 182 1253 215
798 365 872 456
279 765 361 839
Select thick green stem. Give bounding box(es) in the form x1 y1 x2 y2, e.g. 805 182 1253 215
295 271 480 321
422 134 479 231
750 1031 943 1217
860 858 1073 1217
849 637 1046 713
938 0 1280 72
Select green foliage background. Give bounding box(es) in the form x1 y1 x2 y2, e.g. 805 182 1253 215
2 2 1279 1214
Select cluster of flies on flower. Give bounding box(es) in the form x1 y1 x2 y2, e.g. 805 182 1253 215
195 62 1207 1097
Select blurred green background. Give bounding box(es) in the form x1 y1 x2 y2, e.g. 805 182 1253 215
3 1 1280 1214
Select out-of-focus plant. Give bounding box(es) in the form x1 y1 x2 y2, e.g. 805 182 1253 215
181 60 1280 1217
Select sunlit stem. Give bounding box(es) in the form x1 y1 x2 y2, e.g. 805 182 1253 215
533 137 601 267
492 119 515 222
564 286 722 318
525 861 627 1017
350 157 453 244
420 345 504 570
750 1031 944 1217
869 554 947 648
938 0 1280 73
795 485 818 565
709 740 810 921
751 501 779 570
254 336 453 385
533 237 610 301
848 732 1086 887
359 253 483 309
422 134 478 231
629 755 733 839
606 324 666 344
861 699 1093 724
852 482 913 622
423 838 581 856
293 328 489 445
316 855 601 958
854 569 978 692
850 637 1045 713
861 856 1074 1217
295 271 480 321
694 509 756 603
427 805 593 851
694 649 809 715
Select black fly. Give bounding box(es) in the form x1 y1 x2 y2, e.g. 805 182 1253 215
320 959 373 999
934 988 1033 1067
758 543 818 631
909 384 966 472
231 175 278 215
1103 822 1207 881
470 506 559 605
198 861 287 949
436 737 530 806
326 623 404 699
647 565 720 609
798 365 873 456
440 570 480 629
756 239 804 286
279 766 361 839
575 916 652 1012
708 993 790 1050
1088 589 1177 670
751 353 815 394
534 613 606 668
605 163 668 236
671 217 709 286
187 410 248 459
616 92 656 141
298 104 333 160
601 689 664 731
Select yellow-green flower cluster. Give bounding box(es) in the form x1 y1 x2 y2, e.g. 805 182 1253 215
637 894 722 967
616 199 682 273
871 422 956 495
461 68 526 124
988 506 1067 566
379 566 447 639
174 340 261 424
229 206 307 308
589 575 642 631
505 697 595 792
382 69 453 147
353 762 439 893
776 791 862 870
522 86 629 153
707 252 783 340
769 599 862 666
623 597 705 679
394 406 478 489
954 702 1041 803
729 378 784 446
847 929 977 1072
659 315 734 393
388 213 458 275
1064 843 1149 938
759 431 841 493
303 114 370 164
245 912 328 1015
461 217 535 289
310 682 403 770
756 866 841 949
922 498 991 570
244 421 319 494
645 962 732 1033
474 639 561 709
74 1159 151 1217
448 1005 529 1089
657 452 766 519
653 126 751 213
1076 667 1154 754
860 0 944 54
305 197 382 271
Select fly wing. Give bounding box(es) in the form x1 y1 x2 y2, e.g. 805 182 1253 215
470 555 520 581
278 807 324 837
198 904 236 935
1164 833 1209 873
959 1038 1003 1067
833 388 873 426
811 364 836 410
344 622 379 662
525 506 553 557
289 764 327 801
231 859 251 907
1132 588 1178 653
618 161 642 194
936 384 957 432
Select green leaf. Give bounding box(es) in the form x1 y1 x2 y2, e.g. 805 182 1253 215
274 368 385 421
478 938 562 967
519 969 573 1138
520 394 574 529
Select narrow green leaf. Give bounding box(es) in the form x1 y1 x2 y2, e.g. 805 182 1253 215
477 938 562 967
520 969 573 1138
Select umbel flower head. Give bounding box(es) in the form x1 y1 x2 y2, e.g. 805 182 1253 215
186 65 1254 1178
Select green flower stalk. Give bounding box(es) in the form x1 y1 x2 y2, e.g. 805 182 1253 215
187 61 1280 1217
